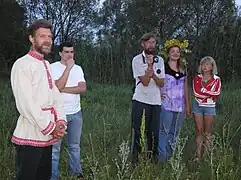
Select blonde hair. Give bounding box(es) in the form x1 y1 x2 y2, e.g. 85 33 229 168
197 56 218 75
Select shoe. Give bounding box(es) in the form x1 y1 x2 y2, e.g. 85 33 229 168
77 174 84 180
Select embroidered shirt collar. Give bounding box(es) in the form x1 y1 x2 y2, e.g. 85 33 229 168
28 50 44 61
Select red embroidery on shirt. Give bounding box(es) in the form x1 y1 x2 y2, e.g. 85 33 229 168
28 50 44 61
27 50 53 89
11 136 59 147
41 121 55 135
42 107 58 122
42 61 53 89
41 107 67 128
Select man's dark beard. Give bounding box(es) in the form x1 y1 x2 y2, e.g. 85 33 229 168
35 43 51 56
144 48 156 55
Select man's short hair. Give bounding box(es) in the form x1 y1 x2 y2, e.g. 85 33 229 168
140 32 157 42
59 42 74 52
28 19 52 37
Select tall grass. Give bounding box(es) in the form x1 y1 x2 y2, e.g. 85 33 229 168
0 80 241 179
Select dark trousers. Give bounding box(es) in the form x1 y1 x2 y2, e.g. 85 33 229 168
14 144 52 180
130 100 161 163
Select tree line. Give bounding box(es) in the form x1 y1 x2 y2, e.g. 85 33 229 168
0 0 240 84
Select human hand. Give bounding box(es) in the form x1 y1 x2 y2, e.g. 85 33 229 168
160 93 168 99
66 59 75 70
146 54 154 65
145 65 154 77
185 106 191 117
51 122 66 139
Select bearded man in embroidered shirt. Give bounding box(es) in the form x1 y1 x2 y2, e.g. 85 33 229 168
10 19 67 180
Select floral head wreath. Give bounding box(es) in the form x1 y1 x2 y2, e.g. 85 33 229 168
158 39 191 70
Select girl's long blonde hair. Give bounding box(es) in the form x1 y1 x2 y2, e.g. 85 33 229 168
197 56 218 75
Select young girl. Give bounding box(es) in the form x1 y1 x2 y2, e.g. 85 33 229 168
192 56 221 161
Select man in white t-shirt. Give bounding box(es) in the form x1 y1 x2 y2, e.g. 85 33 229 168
50 42 86 180
131 33 165 164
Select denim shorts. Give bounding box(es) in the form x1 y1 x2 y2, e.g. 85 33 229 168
192 100 216 116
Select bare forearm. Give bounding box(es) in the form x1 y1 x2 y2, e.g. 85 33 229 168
184 91 190 107
61 85 86 94
139 74 152 86
184 80 190 107
55 68 71 91
152 74 164 87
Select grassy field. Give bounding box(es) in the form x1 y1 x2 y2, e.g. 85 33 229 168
0 79 241 180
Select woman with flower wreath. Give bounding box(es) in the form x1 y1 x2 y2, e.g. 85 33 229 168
157 39 191 162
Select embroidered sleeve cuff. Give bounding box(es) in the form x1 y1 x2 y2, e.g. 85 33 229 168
41 121 56 135
56 120 68 130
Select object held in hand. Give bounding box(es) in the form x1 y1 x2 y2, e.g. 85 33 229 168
153 56 159 63
156 69 161 74
147 55 159 65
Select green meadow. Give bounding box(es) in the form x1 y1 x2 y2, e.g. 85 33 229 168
0 79 241 180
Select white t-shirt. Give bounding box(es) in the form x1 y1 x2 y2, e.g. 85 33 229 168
132 52 165 105
50 61 86 115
